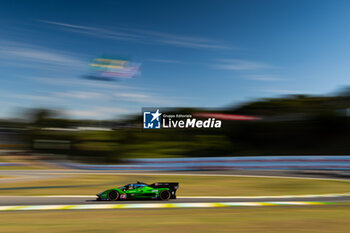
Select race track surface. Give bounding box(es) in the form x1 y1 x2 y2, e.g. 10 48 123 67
1 169 350 207
0 196 349 206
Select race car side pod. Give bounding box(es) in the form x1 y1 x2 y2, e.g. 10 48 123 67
150 182 179 199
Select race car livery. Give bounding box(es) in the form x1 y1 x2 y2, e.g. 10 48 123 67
96 181 179 201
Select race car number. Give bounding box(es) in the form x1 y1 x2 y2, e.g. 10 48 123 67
120 194 127 199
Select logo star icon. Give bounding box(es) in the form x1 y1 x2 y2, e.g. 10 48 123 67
151 109 161 122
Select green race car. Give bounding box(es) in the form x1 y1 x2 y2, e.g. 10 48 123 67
96 181 179 201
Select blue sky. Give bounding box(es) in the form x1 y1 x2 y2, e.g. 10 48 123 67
1 0 350 119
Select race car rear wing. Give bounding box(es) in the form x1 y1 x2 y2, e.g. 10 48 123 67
150 182 179 199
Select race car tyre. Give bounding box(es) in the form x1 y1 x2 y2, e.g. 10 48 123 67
159 190 171 201
107 190 119 201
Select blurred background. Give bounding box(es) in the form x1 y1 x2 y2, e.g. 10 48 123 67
2 0 350 165
3 1 350 233
5 91 350 163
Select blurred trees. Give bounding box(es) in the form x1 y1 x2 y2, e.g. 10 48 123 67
4 90 350 162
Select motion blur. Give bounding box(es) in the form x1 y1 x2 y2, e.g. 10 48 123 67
1 1 350 233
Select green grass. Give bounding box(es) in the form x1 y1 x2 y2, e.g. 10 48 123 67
0 166 49 170
1 206 350 232
0 174 350 196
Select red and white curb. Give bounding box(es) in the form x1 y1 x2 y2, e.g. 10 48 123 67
0 201 333 211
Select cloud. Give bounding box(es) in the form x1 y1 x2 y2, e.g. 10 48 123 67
65 107 131 118
40 20 140 41
53 91 105 100
1 93 61 103
159 39 228 49
0 41 86 69
116 92 149 99
145 58 184 64
263 89 305 94
114 92 160 104
16 78 177 105
245 74 285 81
84 81 144 90
133 29 230 49
215 59 275 71
32 77 183 105
40 21 91 30
2 49 81 66
32 77 148 106
14 94 52 101
113 91 186 105
33 77 140 91
40 20 230 50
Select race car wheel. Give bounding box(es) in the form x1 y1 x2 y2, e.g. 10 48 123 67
159 190 171 201
107 190 119 201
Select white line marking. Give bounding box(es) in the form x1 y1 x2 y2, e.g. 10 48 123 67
0 201 330 211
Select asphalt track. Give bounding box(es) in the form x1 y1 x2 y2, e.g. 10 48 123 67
1 169 350 207
0 195 349 206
